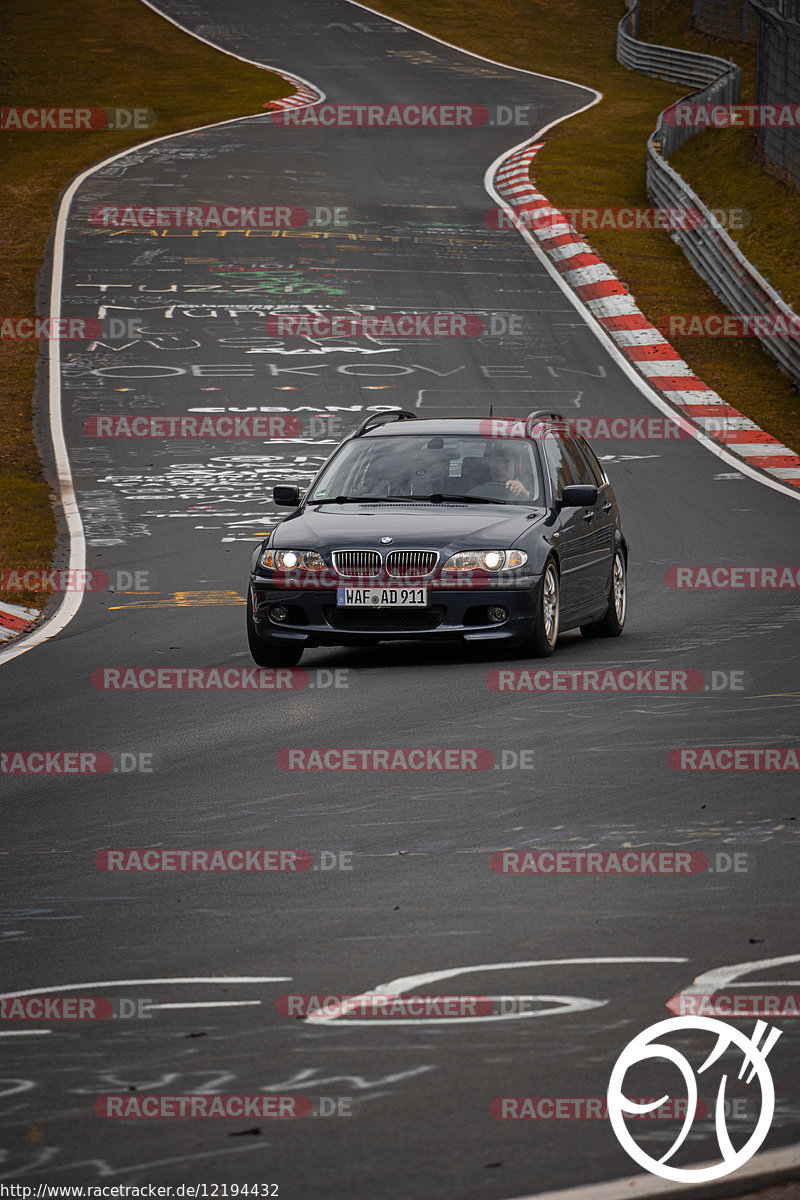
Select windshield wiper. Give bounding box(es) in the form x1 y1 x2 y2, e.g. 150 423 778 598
309 494 414 505
309 493 520 505
424 492 514 505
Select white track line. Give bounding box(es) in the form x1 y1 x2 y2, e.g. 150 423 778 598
0 976 290 999
137 0 323 97
669 952 800 1007
0 1030 53 1037
305 956 687 1024
507 1141 800 1200
338 0 604 94
0 14 322 668
145 1000 263 1008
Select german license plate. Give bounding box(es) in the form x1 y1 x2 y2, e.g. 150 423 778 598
336 587 427 607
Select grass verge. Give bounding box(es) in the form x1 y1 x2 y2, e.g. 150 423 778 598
1 0 288 612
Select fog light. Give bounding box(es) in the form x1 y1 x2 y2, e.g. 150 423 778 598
270 605 289 622
487 606 508 624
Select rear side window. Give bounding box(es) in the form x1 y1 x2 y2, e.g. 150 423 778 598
574 436 607 487
542 434 594 492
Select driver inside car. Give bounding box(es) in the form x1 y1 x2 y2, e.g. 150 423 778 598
486 441 533 500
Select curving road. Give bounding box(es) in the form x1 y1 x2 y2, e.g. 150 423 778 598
1 0 799 1194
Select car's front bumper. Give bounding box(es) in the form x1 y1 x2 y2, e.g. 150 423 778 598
249 575 540 647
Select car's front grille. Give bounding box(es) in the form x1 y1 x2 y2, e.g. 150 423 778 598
385 550 438 578
323 606 446 632
332 549 438 578
332 550 381 577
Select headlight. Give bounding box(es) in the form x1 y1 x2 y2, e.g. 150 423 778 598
259 548 327 570
441 550 528 572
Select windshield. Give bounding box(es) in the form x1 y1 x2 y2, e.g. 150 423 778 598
307 434 543 505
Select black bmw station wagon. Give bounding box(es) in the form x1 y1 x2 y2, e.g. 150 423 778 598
246 411 627 667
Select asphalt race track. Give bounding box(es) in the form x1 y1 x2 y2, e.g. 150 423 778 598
1 0 799 1194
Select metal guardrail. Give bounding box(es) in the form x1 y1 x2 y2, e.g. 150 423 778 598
617 0 800 388
617 2 738 89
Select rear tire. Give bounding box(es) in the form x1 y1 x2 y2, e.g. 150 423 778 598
518 558 559 657
247 591 304 667
581 548 626 639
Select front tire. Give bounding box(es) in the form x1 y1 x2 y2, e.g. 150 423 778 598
247 591 304 667
518 558 559 657
581 548 626 639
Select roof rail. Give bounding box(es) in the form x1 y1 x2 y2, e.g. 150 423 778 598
525 410 569 437
525 410 567 425
353 410 418 438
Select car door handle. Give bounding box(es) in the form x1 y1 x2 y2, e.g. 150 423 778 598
603 502 612 513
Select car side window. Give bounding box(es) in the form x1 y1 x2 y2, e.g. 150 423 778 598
574 436 607 488
560 436 596 486
542 434 592 493
542 437 575 494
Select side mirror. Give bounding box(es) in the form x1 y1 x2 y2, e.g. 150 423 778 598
273 485 301 507
559 484 598 509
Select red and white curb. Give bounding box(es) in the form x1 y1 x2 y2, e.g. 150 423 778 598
0 601 39 643
492 143 800 491
264 84 322 112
